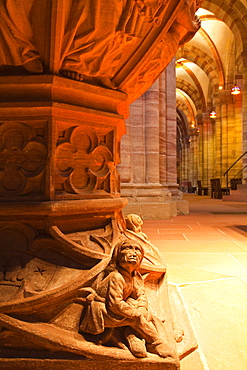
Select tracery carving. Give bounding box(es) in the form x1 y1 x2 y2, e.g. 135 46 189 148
55 125 118 196
0 122 47 197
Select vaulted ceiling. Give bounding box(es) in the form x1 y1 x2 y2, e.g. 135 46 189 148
176 0 247 132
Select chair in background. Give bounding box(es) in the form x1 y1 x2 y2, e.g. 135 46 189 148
197 180 208 195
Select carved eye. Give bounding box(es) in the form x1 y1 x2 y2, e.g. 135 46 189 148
134 246 142 253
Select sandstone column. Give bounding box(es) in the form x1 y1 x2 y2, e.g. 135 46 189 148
145 80 160 184
0 0 201 366
166 59 178 186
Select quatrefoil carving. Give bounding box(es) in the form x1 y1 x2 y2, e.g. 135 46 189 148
0 122 47 196
55 125 113 194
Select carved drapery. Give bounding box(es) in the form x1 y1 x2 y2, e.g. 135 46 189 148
59 1 171 80
0 0 43 73
0 0 201 102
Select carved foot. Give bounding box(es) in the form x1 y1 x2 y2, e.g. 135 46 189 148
59 70 117 90
98 328 127 351
147 340 177 359
59 69 83 81
125 328 147 358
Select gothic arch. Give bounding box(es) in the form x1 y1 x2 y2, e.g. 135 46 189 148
202 0 247 53
176 99 193 125
177 45 219 92
176 79 203 113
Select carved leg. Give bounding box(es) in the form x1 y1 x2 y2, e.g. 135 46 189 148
131 316 178 361
97 328 127 350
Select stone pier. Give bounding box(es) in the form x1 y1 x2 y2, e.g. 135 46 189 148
0 0 201 368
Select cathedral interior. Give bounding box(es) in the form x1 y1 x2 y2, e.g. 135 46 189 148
119 0 247 219
0 1 247 370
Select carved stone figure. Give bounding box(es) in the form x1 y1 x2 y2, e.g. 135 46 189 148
0 216 196 366
120 0 202 101
59 0 170 88
80 240 178 361
0 0 202 102
125 214 148 239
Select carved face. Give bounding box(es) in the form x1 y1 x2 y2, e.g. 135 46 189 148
118 242 143 271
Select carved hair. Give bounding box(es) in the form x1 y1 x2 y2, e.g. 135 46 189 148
106 239 144 273
125 214 143 232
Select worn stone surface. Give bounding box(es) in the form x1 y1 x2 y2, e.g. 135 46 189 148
0 359 178 370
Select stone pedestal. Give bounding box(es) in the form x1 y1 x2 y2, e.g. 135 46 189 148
121 183 189 219
0 359 178 370
0 0 200 367
0 74 127 234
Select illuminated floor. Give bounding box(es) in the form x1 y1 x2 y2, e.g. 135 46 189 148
142 194 247 370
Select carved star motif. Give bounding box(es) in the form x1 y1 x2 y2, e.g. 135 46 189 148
34 266 46 276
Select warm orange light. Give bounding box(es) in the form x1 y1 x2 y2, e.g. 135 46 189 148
231 85 241 95
219 86 223 90
210 110 216 119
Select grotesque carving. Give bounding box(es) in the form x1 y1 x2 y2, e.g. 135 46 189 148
80 240 178 361
125 214 148 240
0 216 196 365
0 1 201 367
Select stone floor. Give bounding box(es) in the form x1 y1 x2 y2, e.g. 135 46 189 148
141 194 247 370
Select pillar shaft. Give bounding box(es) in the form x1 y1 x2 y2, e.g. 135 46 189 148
145 80 160 184
165 59 177 186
